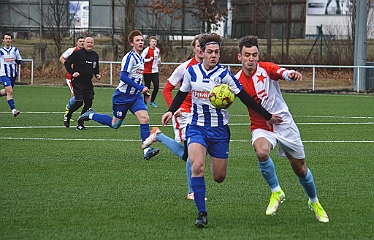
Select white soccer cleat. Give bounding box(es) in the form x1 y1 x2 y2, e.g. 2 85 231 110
142 127 161 149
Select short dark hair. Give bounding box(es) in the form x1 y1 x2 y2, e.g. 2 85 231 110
199 33 222 51
3 32 12 39
238 35 259 53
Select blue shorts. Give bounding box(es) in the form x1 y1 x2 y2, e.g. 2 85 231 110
1 76 16 88
186 124 231 159
112 93 147 119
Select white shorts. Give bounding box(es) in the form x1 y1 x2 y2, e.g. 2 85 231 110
172 112 191 143
252 123 305 159
66 79 74 93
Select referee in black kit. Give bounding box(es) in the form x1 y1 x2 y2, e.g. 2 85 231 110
64 37 101 130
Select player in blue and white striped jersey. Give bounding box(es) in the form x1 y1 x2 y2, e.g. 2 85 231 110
77 30 160 160
0 33 22 117
162 33 282 228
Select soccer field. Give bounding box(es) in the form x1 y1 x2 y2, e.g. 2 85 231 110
1 85 373 239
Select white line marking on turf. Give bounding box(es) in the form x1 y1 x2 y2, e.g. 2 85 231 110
1 112 372 119
1 137 372 143
0 122 373 130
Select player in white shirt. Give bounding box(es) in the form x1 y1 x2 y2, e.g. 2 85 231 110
59 36 85 117
161 33 282 228
0 33 22 117
142 34 204 200
236 35 329 223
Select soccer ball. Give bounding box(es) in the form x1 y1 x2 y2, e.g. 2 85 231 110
209 84 235 109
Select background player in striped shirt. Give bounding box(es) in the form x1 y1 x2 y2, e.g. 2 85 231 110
161 33 282 228
77 30 160 160
0 33 22 117
142 34 204 200
236 35 329 223
59 36 85 119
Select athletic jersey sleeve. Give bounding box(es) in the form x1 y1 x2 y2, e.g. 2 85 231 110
119 71 144 92
141 47 151 62
61 47 75 59
162 81 176 107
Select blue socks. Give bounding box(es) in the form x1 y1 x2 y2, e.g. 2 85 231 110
186 158 193 193
298 168 317 200
92 113 113 127
67 96 75 109
156 133 185 159
258 158 279 190
140 124 150 142
191 176 206 213
7 99 15 110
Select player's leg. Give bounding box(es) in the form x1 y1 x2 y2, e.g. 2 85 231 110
187 125 210 227
65 79 75 116
149 73 159 107
287 155 329 222
1 76 20 116
132 95 160 160
65 82 84 127
143 74 152 104
80 101 126 129
280 123 328 222
189 142 208 228
253 129 284 215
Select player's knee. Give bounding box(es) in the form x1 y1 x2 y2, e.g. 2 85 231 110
213 174 226 183
292 160 308 177
138 115 150 124
256 150 270 162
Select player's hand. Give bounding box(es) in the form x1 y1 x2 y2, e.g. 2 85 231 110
266 114 283 129
95 74 101 80
142 86 150 94
174 108 183 117
288 71 302 81
72 72 80 78
144 93 151 103
162 112 173 126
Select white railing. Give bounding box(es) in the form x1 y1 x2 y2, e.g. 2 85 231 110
19 59 374 93
18 59 34 84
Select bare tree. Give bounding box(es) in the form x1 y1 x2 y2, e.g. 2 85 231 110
147 0 227 34
5 0 75 65
118 0 140 53
191 0 228 33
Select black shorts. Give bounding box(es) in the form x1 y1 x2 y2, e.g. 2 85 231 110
72 80 95 101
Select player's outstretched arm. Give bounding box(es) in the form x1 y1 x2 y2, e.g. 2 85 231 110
237 90 283 124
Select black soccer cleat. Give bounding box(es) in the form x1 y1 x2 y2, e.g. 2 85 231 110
195 211 208 228
76 125 87 130
64 114 70 128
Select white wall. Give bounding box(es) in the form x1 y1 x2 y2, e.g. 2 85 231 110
306 0 374 39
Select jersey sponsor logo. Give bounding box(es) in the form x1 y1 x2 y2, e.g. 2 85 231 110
86 61 92 64
136 69 144 74
194 90 210 99
4 58 15 62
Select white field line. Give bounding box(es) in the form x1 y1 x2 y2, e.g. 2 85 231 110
0 137 372 143
0 121 373 130
0 113 372 142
